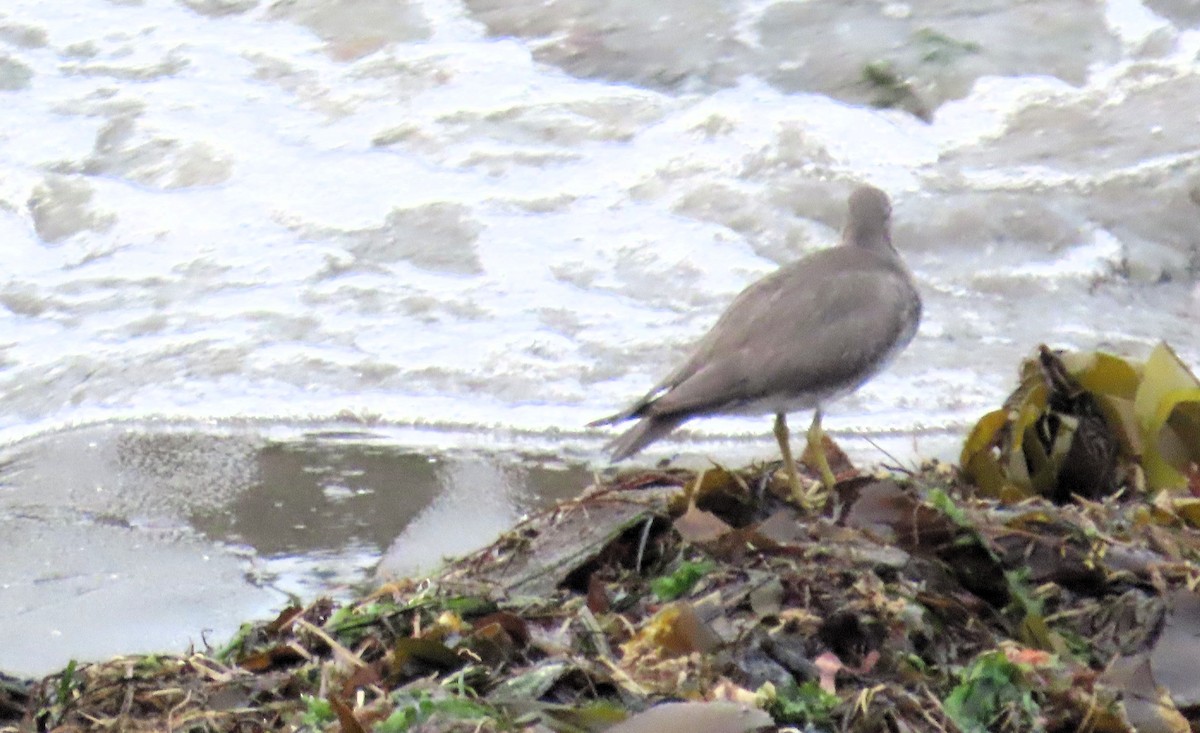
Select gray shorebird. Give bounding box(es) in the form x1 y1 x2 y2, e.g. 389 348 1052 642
589 185 921 501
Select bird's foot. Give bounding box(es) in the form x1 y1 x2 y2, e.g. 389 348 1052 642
803 410 838 505
775 411 832 511
793 477 828 512
779 462 827 511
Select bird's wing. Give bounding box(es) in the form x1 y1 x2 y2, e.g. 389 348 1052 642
646 254 919 418
587 265 801 425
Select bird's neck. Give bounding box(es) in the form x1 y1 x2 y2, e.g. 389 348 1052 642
843 224 894 254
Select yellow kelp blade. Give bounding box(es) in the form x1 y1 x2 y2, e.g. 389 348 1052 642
1135 343 1200 491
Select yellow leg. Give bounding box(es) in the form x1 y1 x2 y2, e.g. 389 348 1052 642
806 409 837 491
773 412 804 502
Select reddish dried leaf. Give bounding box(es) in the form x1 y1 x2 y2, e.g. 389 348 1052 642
752 509 805 546
840 479 957 551
1004 646 1053 668
393 637 463 673
329 695 367 733
855 649 881 674
675 503 734 544
587 573 610 614
339 662 384 699
986 524 1104 591
474 612 530 646
469 622 518 667
237 643 308 673
628 601 722 658
801 433 855 481
264 605 304 635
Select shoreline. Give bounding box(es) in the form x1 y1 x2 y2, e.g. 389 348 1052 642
4 450 1199 732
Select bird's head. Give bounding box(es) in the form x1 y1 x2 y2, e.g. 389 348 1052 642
844 185 893 251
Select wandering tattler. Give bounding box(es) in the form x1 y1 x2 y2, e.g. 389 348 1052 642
589 185 921 500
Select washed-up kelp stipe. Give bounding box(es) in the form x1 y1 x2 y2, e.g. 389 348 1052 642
962 343 1200 502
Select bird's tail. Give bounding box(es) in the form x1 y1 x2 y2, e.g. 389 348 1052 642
586 400 648 428
606 414 686 462
586 411 626 428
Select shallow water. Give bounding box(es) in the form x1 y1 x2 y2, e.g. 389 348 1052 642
0 423 589 674
1 0 1199 675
